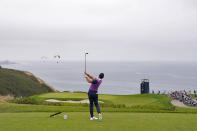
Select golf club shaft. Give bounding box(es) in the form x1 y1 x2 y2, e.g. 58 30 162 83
85 53 88 73
85 53 86 72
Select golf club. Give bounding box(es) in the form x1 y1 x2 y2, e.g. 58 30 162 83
85 53 88 73
50 112 62 117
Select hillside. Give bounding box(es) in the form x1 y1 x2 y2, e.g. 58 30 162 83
0 68 56 97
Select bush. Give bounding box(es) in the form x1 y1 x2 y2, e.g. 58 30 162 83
11 97 40 104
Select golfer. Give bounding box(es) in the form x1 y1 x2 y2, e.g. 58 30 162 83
84 72 104 120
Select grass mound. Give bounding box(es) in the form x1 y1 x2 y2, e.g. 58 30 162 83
0 68 56 97
11 92 174 111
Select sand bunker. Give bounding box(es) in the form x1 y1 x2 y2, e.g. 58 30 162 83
171 100 197 108
171 100 189 108
45 99 104 104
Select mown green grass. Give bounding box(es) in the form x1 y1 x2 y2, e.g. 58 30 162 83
38 92 172 106
39 92 88 98
0 112 197 131
1 92 197 131
0 102 179 113
2 101 197 113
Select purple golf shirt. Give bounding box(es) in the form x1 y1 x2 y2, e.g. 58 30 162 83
89 78 102 92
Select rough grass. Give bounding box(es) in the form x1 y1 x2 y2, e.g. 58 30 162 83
0 68 55 97
0 112 197 131
0 95 14 103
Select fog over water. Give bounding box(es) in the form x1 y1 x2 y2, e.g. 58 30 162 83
4 61 197 95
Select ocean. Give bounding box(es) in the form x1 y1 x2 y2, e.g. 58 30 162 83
3 61 197 95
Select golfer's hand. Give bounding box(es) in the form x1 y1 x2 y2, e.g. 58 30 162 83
85 77 88 81
84 72 88 76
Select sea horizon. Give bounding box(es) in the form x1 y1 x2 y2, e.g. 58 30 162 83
3 60 197 95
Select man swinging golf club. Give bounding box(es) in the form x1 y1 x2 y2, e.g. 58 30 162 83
84 72 104 120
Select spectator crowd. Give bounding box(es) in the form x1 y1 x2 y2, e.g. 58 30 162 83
168 90 197 106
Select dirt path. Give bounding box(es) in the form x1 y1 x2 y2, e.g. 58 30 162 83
0 95 14 103
171 100 197 108
45 99 104 104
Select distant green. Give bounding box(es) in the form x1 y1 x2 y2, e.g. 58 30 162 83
31 92 174 110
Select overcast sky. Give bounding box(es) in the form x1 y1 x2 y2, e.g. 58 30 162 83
0 0 197 61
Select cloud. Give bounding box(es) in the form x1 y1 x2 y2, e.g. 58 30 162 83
0 0 197 61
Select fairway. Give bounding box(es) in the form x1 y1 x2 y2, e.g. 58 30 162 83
2 92 197 131
0 112 197 131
